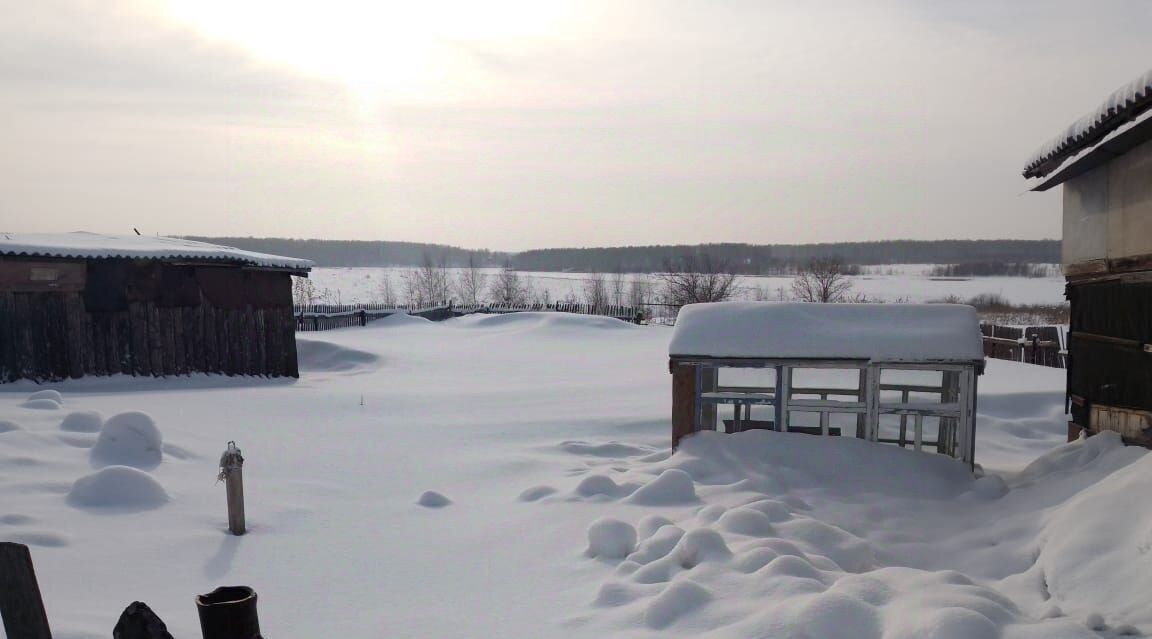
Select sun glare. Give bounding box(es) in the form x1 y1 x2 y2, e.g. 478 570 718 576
159 1 569 108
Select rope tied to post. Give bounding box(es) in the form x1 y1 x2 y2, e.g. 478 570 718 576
217 441 243 484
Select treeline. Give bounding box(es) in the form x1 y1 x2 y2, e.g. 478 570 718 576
513 240 1059 274
187 237 1060 272
183 237 504 268
928 262 1053 278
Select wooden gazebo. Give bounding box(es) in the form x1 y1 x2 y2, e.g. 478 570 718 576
668 302 986 466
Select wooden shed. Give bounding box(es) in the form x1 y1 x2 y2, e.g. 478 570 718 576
0 233 312 383
669 302 985 466
1023 68 1152 446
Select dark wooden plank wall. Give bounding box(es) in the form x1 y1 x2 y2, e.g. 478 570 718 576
0 294 299 384
1067 279 1152 436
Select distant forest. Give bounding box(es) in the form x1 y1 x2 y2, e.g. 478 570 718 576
187 237 1060 274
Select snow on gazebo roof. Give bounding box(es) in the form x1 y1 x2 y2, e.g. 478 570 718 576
1023 67 1152 181
669 302 984 363
0 232 312 272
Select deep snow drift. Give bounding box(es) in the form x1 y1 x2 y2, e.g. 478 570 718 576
0 313 1139 638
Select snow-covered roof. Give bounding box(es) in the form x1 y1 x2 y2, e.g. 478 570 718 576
0 232 312 271
669 302 985 362
1023 67 1152 180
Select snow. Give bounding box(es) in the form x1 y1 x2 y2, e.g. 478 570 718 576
59 410 103 433
0 312 1139 638
587 518 638 559
27 389 64 404
1024 66 1152 177
0 232 312 271
669 302 984 361
90 411 163 470
67 466 169 510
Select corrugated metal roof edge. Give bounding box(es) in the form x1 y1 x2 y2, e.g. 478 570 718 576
0 249 312 272
1023 70 1152 179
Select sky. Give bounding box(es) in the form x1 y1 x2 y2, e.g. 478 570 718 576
1 0 1149 251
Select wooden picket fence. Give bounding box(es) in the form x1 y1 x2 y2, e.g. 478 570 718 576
294 301 643 332
981 324 1066 368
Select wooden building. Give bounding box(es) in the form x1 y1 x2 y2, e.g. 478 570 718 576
668 303 985 466
1023 69 1152 446
0 233 312 383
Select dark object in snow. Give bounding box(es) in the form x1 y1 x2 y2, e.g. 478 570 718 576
113 601 174 639
0 542 53 639
196 586 262 639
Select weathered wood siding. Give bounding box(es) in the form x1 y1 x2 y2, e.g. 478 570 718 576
0 259 299 383
1062 138 1152 273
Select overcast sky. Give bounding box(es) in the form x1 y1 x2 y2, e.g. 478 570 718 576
1 1 1149 251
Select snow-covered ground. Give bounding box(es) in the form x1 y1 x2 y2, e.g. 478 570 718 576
0 314 1141 638
305 266 1067 307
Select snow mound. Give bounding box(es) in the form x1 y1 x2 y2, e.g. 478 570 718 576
627 525 684 564
0 420 23 434
22 399 61 410
587 518 637 559
673 528 732 567
793 592 882 639
517 485 557 502
644 579 711 629
1015 433 1152 628
717 507 776 536
5 531 70 548
295 340 380 373
637 515 675 540
575 474 632 499
417 491 452 508
456 312 635 333
90 411 163 470
67 466 169 509
628 469 698 505
377 313 433 326
27 389 64 404
60 410 103 433
558 440 654 458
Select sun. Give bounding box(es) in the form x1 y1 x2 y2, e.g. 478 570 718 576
158 0 571 108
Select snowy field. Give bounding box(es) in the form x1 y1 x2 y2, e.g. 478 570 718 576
305 265 1067 307
1 314 1145 638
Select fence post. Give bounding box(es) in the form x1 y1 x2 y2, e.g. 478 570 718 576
196 586 261 639
218 442 246 536
0 542 53 639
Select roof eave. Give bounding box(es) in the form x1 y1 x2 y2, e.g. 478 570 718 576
1027 113 1152 191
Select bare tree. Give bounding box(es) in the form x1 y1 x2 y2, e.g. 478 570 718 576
316 286 342 305
583 273 610 309
657 254 739 306
791 257 854 303
454 255 487 306
489 263 532 305
628 274 654 308
610 269 626 306
377 271 398 306
403 252 451 308
292 276 317 305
